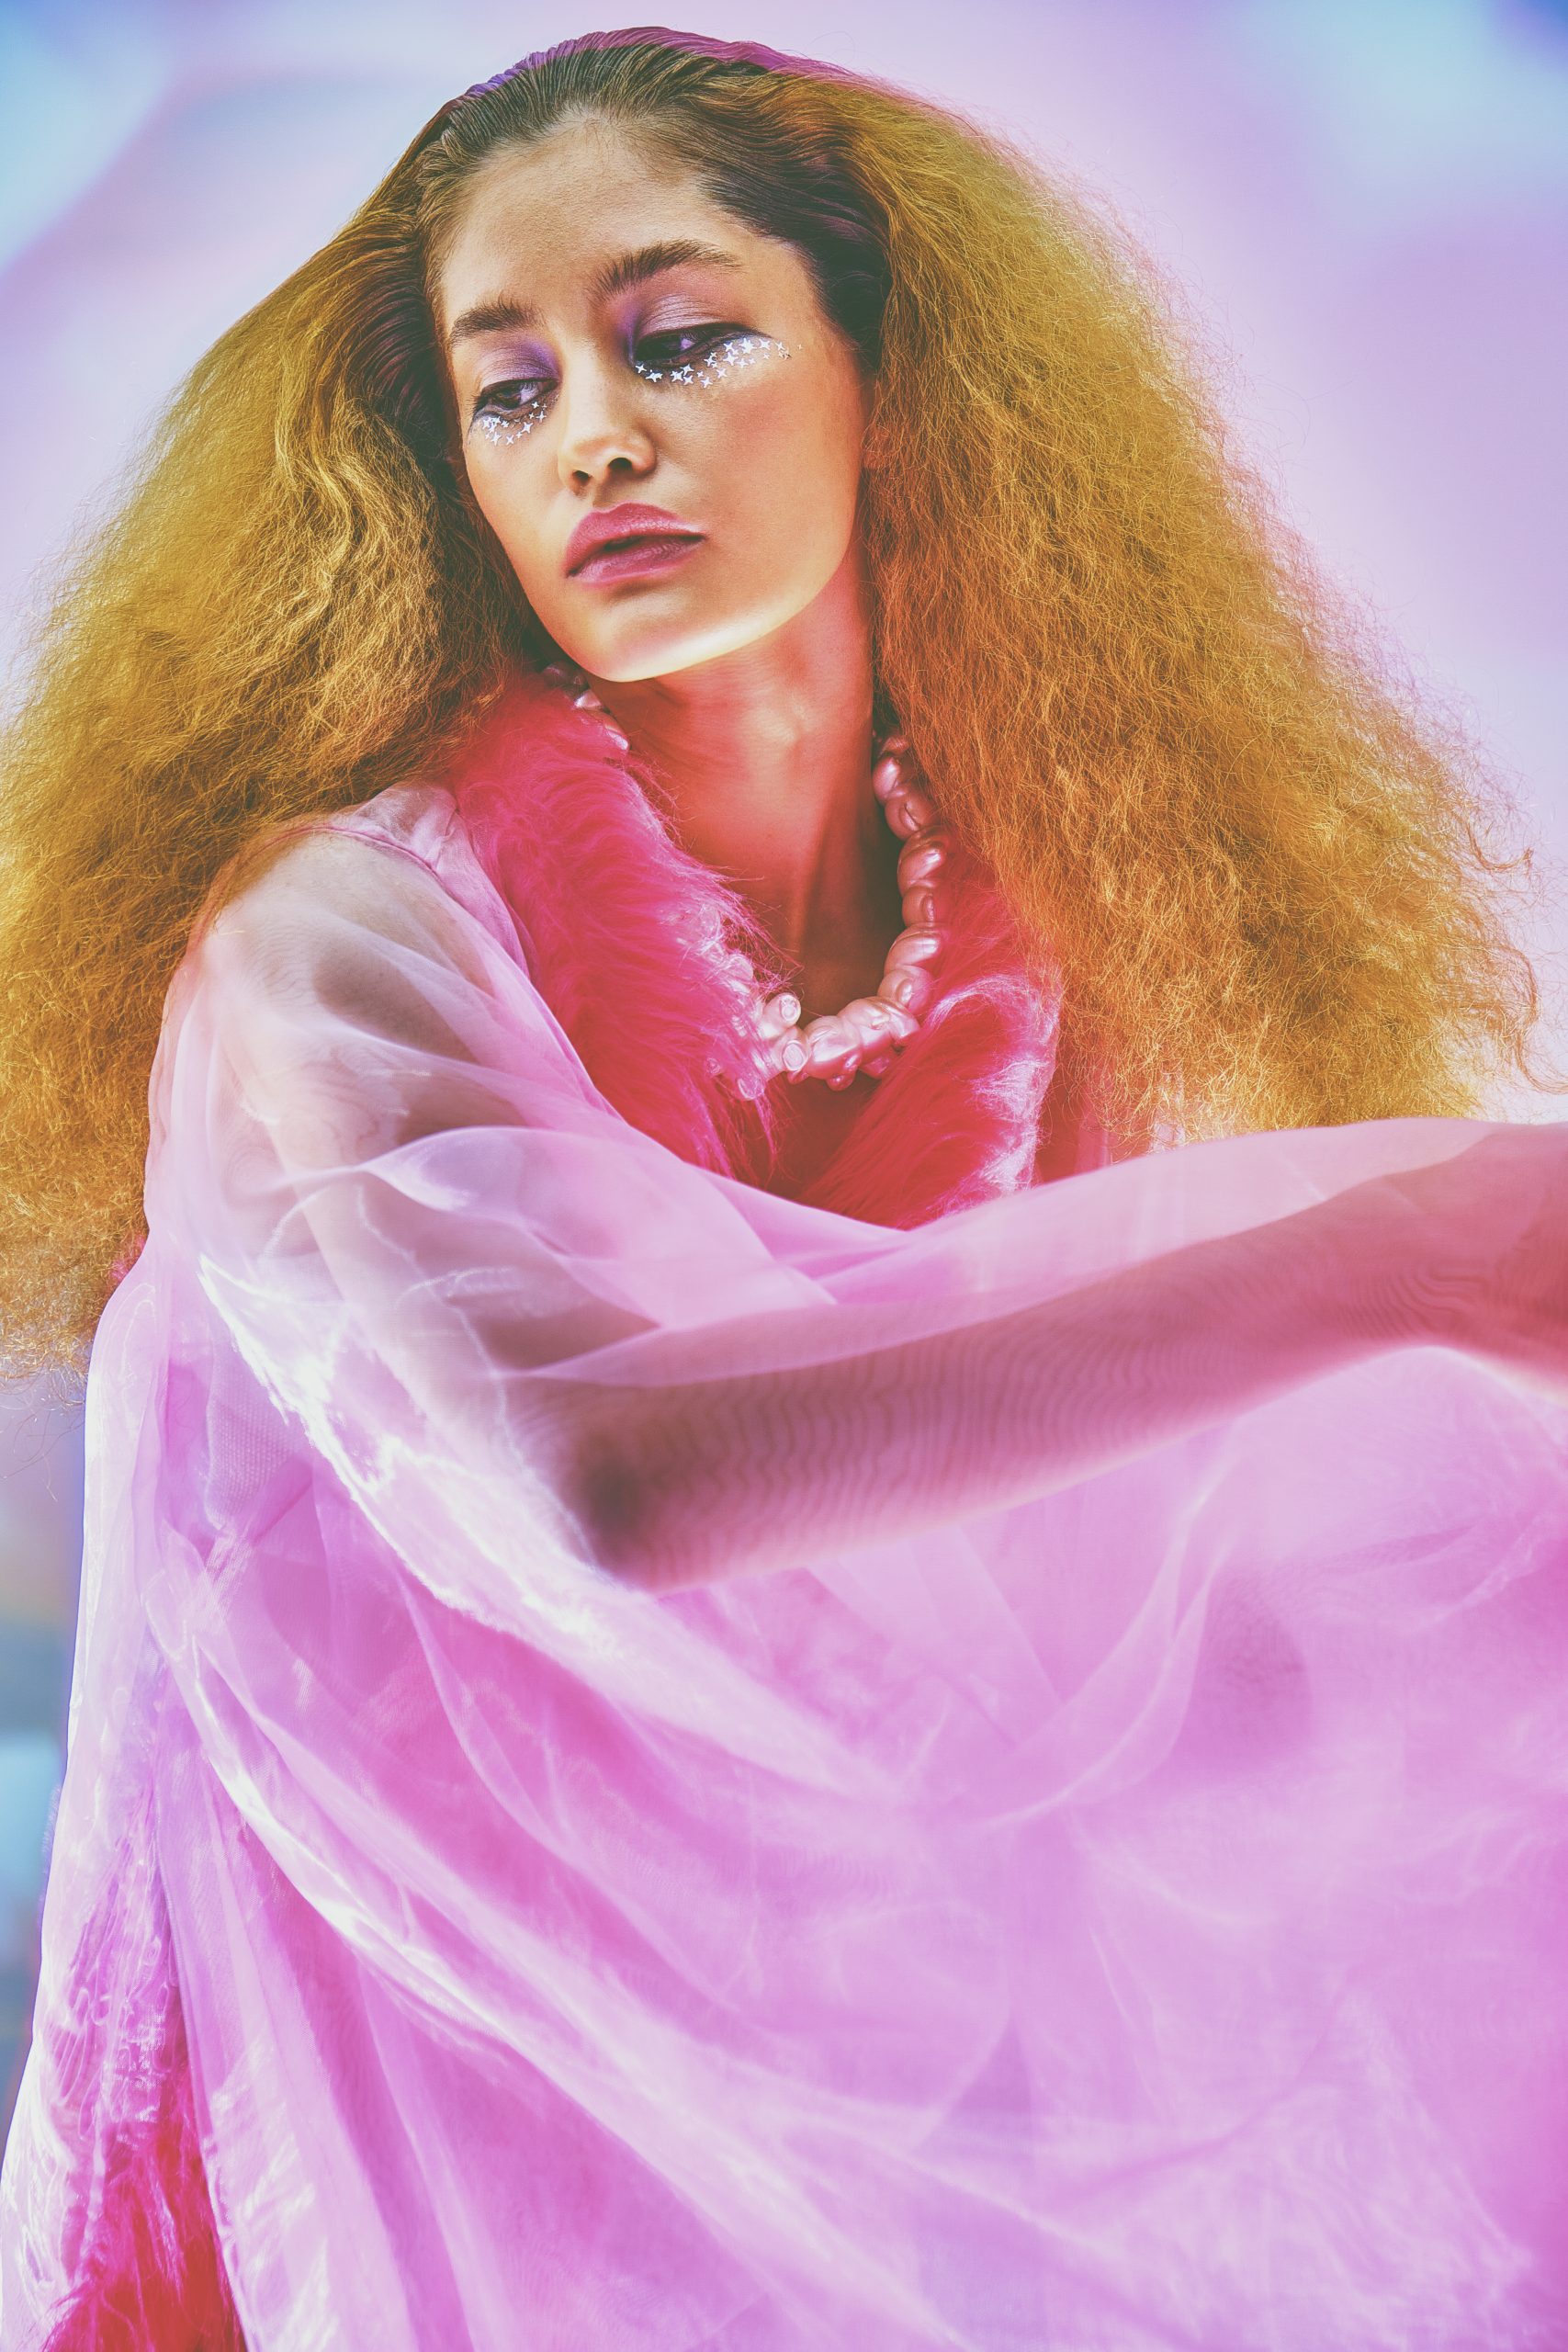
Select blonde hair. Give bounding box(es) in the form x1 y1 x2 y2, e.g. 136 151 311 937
0 30 1547 1389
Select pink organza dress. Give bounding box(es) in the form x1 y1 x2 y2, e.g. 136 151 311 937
4 669 1567 2350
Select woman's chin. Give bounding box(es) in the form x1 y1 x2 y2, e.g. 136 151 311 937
594 609 822 685
558 628 755 686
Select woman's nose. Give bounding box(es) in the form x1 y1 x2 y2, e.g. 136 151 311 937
556 363 656 490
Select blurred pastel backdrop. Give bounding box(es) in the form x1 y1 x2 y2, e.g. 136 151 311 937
2 0 1566 2139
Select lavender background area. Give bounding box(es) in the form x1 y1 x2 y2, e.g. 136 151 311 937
3 0 1567 2140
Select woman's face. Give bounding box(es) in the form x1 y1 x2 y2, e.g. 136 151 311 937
434 117 874 682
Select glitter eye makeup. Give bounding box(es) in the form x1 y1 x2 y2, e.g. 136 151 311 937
468 325 790 447
631 328 791 388
472 390 550 447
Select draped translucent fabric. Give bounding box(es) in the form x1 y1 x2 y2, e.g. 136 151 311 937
5 776 1568 2350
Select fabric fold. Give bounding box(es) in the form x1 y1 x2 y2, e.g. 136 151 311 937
5 686 1568 2350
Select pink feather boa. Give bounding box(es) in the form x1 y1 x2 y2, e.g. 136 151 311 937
444 668 1090 1222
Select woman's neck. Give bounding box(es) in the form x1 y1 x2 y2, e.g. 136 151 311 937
581 549 890 971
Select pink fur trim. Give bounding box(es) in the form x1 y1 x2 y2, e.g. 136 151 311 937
37 1985 246 2352
445 670 1066 1226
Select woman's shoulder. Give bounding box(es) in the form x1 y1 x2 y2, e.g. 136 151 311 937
320 778 468 875
206 780 528 970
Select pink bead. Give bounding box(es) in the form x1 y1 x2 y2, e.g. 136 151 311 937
873 1001 921 1040
897 831 951 888
884 788 937 840
802 1015 855 1061
761 990 802 1032
862 1049 896 1078
826 1068 858 1090
778 1035 808 1073
871 755 905 804
886 926 944 968
878 967 936 1016
878 731 911 755
841 997 900 1046
901 881 940 929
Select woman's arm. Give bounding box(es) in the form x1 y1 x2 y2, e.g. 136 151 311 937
178 825 1567 1607
555 1172 1438 1589
570 1119 1568 1591
561 1124 1568 1592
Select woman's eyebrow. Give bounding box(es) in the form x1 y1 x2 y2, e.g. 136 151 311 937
446 239 743 350
596 236 743 303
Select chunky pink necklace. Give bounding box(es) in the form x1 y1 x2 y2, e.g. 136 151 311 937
546 662 950 1091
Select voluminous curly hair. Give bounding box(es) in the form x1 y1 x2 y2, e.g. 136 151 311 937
0 25 1549 1390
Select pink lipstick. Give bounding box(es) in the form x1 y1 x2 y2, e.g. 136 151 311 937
565 502 705 585
572 535 705 586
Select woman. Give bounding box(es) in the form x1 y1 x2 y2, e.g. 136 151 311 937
3 26 1567 2349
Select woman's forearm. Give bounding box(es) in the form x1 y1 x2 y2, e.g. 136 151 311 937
561 1178 1431 1590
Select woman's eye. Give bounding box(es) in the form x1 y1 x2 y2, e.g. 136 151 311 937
637 323 729 362
468 323 768 440
472 379 550 422
633 323 747 376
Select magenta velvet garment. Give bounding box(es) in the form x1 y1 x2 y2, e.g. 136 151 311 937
5 671 1568 2351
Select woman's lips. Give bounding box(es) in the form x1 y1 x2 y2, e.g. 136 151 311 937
570 533 705 585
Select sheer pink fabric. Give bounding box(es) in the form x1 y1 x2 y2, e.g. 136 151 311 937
5 676 1568 2349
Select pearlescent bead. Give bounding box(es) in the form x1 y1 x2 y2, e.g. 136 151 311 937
871 755 906 804
840 996 900 1045
572 688 603 710
761 989 803 1031
826 1068 858 1090
802 1014 857 1059
886 926 944 968
901 881 940 929
862 1048 896 1078
897 831 950 888
778 1035 809 1073
878 966 935 1016
790 1024 859 1084
884 787 937 840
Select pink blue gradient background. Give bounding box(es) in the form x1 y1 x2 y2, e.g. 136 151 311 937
2 0 1566 2138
